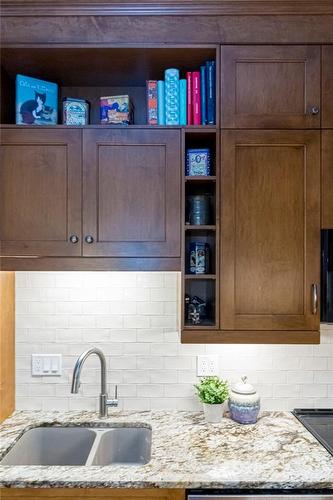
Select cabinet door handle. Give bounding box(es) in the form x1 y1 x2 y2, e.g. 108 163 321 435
85 235 94 244
309 106 320 115
69 235 79 244
311 283 318 315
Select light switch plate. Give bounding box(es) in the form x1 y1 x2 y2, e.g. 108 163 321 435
197 355 219 377
32 354 62 376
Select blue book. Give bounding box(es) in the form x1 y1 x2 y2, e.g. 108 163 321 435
200 66 207 125
165 68 180 125
16 74 58 125
206 61 216 125
179 79 187 126
157 80 165 125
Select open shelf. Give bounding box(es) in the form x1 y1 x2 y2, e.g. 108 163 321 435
185 225 216 231
185 176 216 182
0 46 217 125
185 274 216 280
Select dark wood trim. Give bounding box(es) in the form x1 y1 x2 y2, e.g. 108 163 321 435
181 329 320 344
2 0 333 16
0 257 181 271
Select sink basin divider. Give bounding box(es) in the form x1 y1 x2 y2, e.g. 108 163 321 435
84 429 106 466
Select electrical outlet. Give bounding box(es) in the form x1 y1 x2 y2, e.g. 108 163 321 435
197 355 219 377
32 354 62 376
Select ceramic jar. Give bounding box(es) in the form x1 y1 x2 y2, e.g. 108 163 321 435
228 376 260 424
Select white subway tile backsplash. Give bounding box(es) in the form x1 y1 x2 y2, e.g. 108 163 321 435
15 272 333 412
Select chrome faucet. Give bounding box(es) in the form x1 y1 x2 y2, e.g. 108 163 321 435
71 347 118 418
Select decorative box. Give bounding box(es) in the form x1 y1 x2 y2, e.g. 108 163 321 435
100 95 133 125
186 148 211 176
228 376 260 424
189 242 209 274
63 98 89 125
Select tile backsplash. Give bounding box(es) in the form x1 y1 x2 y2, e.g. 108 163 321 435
15 272 333 412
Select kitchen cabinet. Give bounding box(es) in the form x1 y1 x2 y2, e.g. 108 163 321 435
0 127 181 264
220 130 321 334
322 131 333 229
0 489 185 499
0 272 15 423
0 128 82 257
221 46 321 129
82 128 181 258
322 46 333 128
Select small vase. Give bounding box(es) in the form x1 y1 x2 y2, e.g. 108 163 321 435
203 402 224 423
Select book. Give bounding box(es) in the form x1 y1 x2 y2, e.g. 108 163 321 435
179 79 187 126
186 72 193 125
200 65 207 125
157 80 165 125
206 60 216 125
192 71 201 125
146 80 158 125
165 68 180 125
16 74 58 125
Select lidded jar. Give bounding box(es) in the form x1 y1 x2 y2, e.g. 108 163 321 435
228 376 260 424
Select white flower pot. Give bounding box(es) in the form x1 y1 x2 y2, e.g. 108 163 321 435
203 402 225 423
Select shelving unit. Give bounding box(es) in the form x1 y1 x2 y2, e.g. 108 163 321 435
181 126 220 331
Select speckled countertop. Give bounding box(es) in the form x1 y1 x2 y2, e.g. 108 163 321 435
0 410 333 490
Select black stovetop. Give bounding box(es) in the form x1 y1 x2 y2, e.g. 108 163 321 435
293 409 333 456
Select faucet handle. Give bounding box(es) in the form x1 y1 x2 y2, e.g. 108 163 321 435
106 385 118 409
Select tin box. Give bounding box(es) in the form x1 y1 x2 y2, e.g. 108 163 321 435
63 98 89 125
100 95 133 125
189 242 210 274
186 148 211 176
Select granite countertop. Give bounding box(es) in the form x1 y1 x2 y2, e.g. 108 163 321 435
0 410 333 490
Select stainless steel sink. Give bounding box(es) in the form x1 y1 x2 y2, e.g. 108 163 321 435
0 427 96 466
0 425 152 467
90 427 152 465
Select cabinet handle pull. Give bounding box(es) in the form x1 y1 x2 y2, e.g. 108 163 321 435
69 235 79 244
85 235 94 244
311 283 318 315
310 106 320 115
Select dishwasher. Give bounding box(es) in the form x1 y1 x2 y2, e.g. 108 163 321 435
187 492 333 499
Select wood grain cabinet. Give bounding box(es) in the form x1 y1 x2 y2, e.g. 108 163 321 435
322 130 333 229
0 128 82 257
82 128 181 258
221 46 321 129
220 130 321 334
323 46 333 128
1 488 185 500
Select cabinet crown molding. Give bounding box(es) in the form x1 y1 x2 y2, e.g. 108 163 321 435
2 0 333 16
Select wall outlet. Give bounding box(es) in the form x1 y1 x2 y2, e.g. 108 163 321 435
32 354 62 376
196 355 219 377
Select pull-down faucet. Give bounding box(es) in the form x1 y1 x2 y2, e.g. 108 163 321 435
71 347 118 418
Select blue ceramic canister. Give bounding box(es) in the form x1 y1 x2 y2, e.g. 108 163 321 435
228 376 260 424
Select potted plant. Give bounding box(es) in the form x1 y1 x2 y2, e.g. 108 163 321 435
195 376 229 423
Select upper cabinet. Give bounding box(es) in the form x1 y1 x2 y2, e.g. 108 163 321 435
0 128 82 257
221 46 321 129
220 130 321 335
322 131 333 229
323 46 333 128
82 128 181 258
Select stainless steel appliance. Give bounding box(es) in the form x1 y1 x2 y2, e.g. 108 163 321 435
321 229 333 323
188 494 333 499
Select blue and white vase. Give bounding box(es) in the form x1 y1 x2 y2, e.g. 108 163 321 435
228 376 260 424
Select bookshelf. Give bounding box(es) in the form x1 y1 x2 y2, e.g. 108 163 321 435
181 128 220 330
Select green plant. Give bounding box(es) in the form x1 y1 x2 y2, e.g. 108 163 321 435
194 376 229 405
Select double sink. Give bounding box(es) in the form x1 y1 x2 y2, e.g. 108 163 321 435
0 425 152 466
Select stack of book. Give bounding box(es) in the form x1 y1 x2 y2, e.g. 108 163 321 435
146 60 216 126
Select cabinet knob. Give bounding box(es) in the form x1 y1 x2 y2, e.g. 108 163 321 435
310 106 320 115
85 235 94 244
69 235 79 244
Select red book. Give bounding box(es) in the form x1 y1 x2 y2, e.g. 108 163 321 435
192 71 201 125
186 72 193 125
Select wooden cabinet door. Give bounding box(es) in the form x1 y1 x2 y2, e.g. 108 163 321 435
82 128 181 258
322 131 333 229
0 128 82 257
323 46 333 128
221 130 320 332
221 46 321 129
